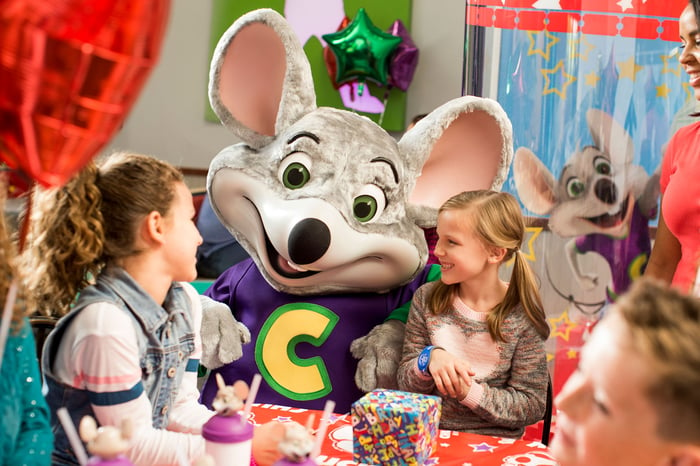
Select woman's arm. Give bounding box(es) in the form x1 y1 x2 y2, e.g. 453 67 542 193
644 205 681 284
6 320 53 465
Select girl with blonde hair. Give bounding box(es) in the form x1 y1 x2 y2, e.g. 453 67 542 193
397 189 550 438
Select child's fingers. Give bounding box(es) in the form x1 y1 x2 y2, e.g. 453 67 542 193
455 363 473 386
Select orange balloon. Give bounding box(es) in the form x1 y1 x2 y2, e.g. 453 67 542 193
0 0 171 188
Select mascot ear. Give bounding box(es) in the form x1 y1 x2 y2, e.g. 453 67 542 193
513 147 558 215
401 96 513 213
209 8 317 148
586 108 633 166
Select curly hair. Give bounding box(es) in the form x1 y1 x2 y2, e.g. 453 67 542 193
0 175 29 330
21 152 183 317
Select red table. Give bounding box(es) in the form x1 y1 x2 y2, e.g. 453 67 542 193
250 404 559 466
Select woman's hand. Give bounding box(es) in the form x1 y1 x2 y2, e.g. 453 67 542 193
428 348 476 400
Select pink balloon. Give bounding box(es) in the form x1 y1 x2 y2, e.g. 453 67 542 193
387 19 419 92
0 0 171 188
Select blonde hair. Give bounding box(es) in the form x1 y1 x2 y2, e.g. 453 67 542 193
0 175 28 329
21 152 183 317
428 190 549 342
613 277 700 443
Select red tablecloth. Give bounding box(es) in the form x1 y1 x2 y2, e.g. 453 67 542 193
250 404 559 466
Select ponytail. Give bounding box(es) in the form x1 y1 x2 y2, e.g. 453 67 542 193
20 151 184 318
490 249 550 342
21 163 105 317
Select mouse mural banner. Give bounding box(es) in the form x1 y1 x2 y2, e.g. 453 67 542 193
463 0 689 429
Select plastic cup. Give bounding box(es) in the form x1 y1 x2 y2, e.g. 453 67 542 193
202 414 254 466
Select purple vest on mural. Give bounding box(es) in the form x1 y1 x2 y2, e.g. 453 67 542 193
574 203 651 300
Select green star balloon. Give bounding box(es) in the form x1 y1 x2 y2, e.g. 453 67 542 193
322 8 402 89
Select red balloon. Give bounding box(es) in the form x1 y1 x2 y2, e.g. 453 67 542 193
0 0 171 188
322 16 350 90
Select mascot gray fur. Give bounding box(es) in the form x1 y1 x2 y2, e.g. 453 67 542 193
200 8 514 413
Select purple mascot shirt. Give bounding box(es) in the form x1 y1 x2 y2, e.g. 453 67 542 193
202 259 432 413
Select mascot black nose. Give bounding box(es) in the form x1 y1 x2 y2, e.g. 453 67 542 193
594 178 617 204
288 218 331 265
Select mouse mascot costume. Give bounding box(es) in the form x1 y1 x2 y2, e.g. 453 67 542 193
200 9 514 413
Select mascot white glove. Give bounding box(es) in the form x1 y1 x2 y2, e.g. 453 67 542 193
350 319 406 392
199 295 251 369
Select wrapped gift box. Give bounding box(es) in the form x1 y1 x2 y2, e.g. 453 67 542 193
352 389 441 465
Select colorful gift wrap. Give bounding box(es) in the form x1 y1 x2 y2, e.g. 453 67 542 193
351 389 441 466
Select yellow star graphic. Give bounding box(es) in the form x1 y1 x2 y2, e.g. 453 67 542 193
567 35 595 60
541 61 577 99
584 71 600 87
656 84 671 97
546 353 555 363
567 348 579 359
618 56 643 81
505 226 541 266
549 310 577 342
660 52 681 76
527 30 560 61
521 226 542 262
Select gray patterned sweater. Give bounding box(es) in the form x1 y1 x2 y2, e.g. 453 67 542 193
397 281 548 438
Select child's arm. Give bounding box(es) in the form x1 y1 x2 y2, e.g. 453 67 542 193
396 286 437 394
168 284 219 431
66 304 207 465
460 320 548 428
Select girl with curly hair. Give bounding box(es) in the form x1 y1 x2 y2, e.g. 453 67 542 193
22 152 219 465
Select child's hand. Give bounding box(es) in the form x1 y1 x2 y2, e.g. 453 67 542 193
428 348 476 400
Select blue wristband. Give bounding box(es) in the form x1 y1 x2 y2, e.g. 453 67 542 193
417 345 440 375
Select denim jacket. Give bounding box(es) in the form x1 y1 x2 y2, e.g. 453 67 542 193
43 267 196 465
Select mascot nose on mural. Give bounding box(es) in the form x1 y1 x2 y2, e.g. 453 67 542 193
594 178 617 204
288 218 331 265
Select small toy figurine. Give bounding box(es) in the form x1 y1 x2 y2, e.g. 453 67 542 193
79 415 134 465
274 422 316 465
211 373 249 416
202 374 255 465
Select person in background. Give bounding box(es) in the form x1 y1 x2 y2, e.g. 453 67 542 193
407 113 427 131
550 277 700 466
0 174 53 465
397 190 550 438
195 194 248 279
645 0 700 293
21 152 220 465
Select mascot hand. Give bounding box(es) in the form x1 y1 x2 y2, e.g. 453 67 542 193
350 319 406 392
199 295 251 369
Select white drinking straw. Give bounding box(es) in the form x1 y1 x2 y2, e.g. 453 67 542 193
241 373 262 423
0 279 18 371
311 399 336 459
57 407 89 466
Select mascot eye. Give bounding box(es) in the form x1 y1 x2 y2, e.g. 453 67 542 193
593 156 612 175
566 177 585 198
279 153 312 189
353 185 386 223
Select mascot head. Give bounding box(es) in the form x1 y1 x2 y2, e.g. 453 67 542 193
207 8 513 295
